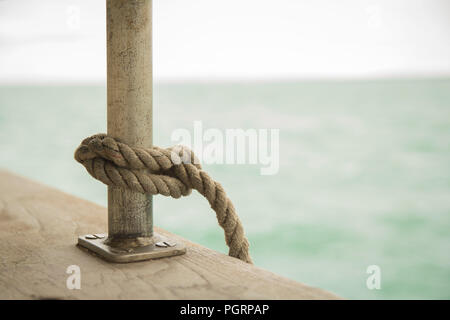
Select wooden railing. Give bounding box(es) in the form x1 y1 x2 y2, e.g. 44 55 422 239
0 169 339 299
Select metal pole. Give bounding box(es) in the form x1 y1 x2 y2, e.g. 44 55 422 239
78 0 185 262
106 0 153 247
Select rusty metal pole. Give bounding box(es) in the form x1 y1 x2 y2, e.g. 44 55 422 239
78 0 185 262
106 0 153 247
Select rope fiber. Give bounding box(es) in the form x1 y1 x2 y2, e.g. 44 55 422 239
74 134 252 264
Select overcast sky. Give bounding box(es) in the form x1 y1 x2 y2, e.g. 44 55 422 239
0 0 449 84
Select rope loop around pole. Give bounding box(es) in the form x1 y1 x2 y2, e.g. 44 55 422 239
75 133 253 264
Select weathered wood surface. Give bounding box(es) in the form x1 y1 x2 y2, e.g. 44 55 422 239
0 170 340 300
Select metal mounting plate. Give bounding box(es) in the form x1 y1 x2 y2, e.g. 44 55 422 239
77 233 186 263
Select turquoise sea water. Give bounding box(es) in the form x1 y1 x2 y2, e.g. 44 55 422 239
0 79 449 299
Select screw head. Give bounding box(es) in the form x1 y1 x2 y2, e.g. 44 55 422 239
155 241 167 248
85 234 105 240
164 241 176 247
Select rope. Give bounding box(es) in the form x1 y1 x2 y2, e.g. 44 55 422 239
74 134 252 264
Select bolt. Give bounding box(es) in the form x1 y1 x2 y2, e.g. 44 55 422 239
155 241 167 248
85 234 106 240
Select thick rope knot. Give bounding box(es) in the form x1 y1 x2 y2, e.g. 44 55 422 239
74 133 252 264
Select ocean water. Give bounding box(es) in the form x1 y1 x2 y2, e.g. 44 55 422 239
0 79 449 299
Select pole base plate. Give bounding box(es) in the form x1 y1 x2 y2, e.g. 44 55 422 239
77 233 186 263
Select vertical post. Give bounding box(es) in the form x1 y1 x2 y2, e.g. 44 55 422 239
78 0 185 262
106 0 153 246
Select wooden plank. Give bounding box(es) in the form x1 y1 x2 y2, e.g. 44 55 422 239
0 170 340 299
